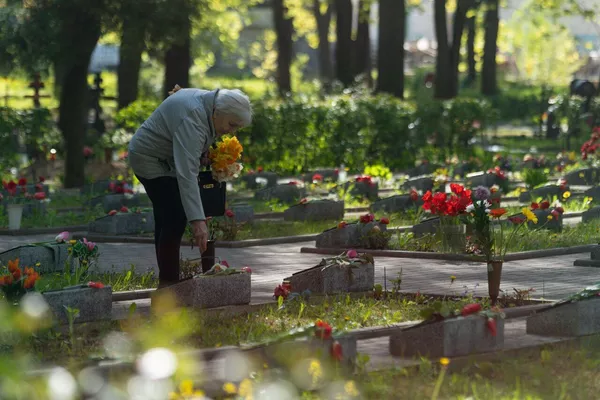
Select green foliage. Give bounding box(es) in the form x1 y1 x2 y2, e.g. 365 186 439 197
241 94 489 174
364 164 392 181
523 168 549 191
114 100 159 132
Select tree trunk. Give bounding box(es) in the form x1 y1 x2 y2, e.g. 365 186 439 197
334 0 354 86
377 0 405 98
481 0 499 96
465 15 476 86
57 17 102 188
273 0 294 95
434 0 452 99
118 22 145 109
163 17 191 99
449 0 474 97
354 0 371 86
312 0 333 91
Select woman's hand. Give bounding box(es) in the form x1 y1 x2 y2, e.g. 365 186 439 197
191 220 209 253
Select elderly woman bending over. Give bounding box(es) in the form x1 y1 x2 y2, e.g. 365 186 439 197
128 86 252 288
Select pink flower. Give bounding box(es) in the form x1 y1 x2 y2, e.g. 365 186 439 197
83 146 93 157
241 266 252 274
347 249 358 259
55 231 70 243
83 238 96 251
221 260 230 267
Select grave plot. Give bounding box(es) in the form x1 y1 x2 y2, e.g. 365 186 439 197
43 284 112 325
316 215 390 249
88 210 154 235
255 184 306 204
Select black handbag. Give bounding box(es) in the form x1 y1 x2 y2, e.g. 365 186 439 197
198 168 226 217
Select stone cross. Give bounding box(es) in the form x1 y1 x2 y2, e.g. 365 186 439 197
27 73 45 108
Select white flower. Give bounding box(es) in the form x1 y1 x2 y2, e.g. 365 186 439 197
485 209 491 214
491 184 500 192
466 204 475 213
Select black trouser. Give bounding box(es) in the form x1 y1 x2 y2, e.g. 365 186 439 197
137 175 187 283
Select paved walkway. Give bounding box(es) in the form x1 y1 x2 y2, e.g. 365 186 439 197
1 234 599 302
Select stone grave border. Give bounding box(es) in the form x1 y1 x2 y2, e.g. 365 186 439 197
0 225 88 236
27 303 580 400
300 244 598 262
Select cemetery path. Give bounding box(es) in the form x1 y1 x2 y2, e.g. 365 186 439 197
1 235 599 302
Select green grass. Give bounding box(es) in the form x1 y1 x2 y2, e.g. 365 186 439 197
0 207 103 229
235 219 337 240
37 265 158 292
355 337 600 400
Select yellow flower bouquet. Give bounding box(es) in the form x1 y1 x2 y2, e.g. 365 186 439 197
208 136 244 182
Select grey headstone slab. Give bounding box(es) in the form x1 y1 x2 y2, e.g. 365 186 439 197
43 286 112 324
405 164 432 177
412 217 440 237
389 315 505 358
230 203 254 223
582 206 600 223
283 200 344 222
287 259 374 294
403 175 434 192
562 168 599 186
152 272 251 309
371 195 420 214
344 181 379 201
89 211 154 235
0 243 70 273
316 221 388 249
526 298 600 337
465 172 498 188
584 186 600 200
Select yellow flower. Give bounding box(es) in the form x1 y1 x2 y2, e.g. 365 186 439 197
344 316 350 321
579 172 585 178
308 359 323 384
179 380 194 396
563 191 571 199
547 215 553 221
440 357 450 366
238 378 253 399
35 262 40 267
522 208 538 224
344 380 360 397
450 275 456 283
69 240 77 244
223 382 237 395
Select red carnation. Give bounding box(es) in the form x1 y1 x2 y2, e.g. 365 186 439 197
312 173 323 181
461 303 482 317
225 209 235 218
380 217 390 225
18 178 26 186
531 202 539 210
540 201 550 210
6 181 16 191
120 206 129 213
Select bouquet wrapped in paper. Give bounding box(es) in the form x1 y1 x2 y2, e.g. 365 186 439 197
209 136 244 182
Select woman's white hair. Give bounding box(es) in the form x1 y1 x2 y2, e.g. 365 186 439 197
215 89 253 128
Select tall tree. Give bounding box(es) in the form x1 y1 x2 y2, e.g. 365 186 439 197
481 0 499 95
465 12 476 87
434 0 474 99
163 20 191 98
353 0 372 85
273 0 294 94
117 1 152 109
334 0 354 86
377 0 405 98
312 0 334 91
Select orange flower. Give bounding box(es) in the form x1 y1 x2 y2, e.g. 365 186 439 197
7 258 19 273
12 267 21 280
24 267 34 276
23 272 39 289
489 208 507 219
3 274 13 285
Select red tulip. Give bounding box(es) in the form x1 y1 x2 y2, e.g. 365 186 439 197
315 320 332 340
486 318 497 336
